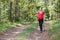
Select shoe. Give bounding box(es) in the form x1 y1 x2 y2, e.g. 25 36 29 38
40 31 42 33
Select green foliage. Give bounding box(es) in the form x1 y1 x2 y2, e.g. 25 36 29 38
19 0 37 22
0 1 9 23
54 0 60 13
0 0 59 23
0 22 12 33
49 21 60 40
44 8 50 19
54 0 60 19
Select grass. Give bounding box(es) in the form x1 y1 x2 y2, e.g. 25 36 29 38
0 22 13 33
0 22 22 33
0 21 37 33
15 24 37 40
48 21 60 40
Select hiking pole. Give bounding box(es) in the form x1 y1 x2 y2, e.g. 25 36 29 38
37 21 39 30
43 22 45 31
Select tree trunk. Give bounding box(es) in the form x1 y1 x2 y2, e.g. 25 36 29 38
0 1 1 23
9 1 13 22
14 0 20 22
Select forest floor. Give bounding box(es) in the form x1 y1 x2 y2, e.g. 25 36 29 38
0 21 52 40
0 24 31 40
28 21 52 40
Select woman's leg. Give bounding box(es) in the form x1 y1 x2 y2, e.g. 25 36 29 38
40 23 42 32
39 20 42 32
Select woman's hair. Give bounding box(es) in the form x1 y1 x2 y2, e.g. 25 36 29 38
36 6 40 10
36 6 43 11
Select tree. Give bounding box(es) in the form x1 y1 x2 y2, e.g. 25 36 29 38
9 1 13 22
14 0 20 22
0 2 1 23
45 8 50 19
54 0 60 19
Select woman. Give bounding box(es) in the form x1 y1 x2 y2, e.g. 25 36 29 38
37 8 44 33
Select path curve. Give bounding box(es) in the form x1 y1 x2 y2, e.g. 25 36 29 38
0 24 30 40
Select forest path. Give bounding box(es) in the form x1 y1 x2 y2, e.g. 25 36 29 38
0 24 30 40
0 21 52 40
28 21 52 40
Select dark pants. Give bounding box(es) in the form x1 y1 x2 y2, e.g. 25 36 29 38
38 19 43 31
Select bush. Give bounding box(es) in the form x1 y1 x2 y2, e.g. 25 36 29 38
48 20 60 40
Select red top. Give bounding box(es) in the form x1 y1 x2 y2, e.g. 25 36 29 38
38 11 44 20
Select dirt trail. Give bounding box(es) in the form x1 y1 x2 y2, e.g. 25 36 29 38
28 21 51 40
0 24 30 40
0 21 51 40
